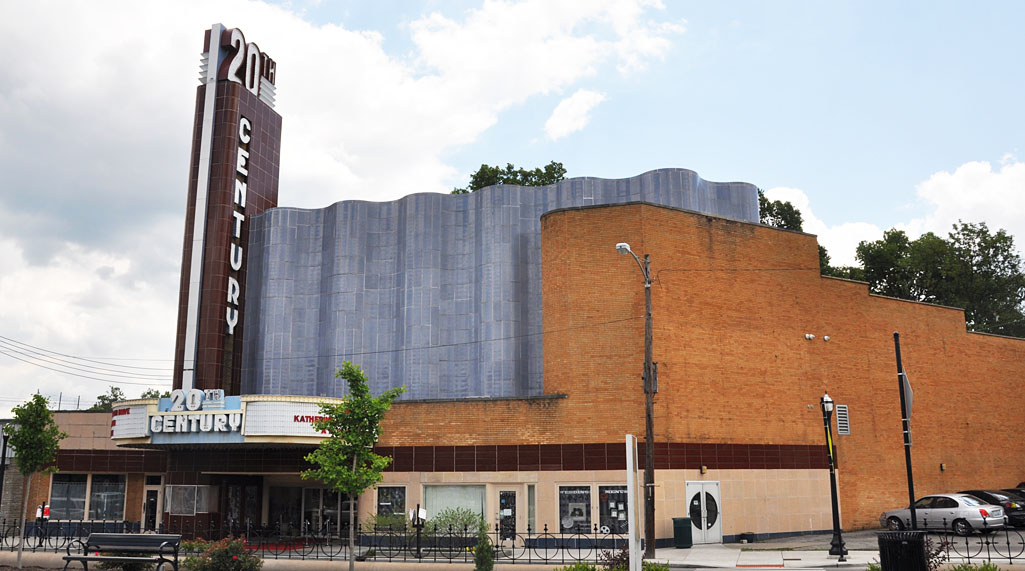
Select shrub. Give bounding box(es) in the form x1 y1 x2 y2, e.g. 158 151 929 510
642 562 669 571
180 539 212 555
949 564 1002 571
182 537 262 571
925 537 949 571
474 527 494 571
365 512 407 531
427 507 487 535
865 561 881 571
598 548 629 570
553 564 598 571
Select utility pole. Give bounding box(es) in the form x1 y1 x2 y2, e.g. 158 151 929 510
641 254 655 558
616 242 657 559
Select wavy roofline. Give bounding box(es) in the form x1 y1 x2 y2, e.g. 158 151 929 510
264 168 758 213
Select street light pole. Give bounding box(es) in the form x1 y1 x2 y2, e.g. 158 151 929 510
820 393 847 560
0 431 8 511
616 242 656 559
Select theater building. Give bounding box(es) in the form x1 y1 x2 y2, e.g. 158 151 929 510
20 24 1025 545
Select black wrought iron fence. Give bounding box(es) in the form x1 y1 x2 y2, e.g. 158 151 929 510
0 517 630 564
887 515 1025 567
13 514 1025 565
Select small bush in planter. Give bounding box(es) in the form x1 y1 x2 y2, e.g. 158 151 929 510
554 564 598 571
365 512 407 531
427 507 487 535
474 527 494 571
182 537 262 571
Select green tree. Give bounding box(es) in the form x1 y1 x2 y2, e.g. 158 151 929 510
757 189 804 231
88 386 126 412
140 388 171 399
856 222 1025 336
817 245 866 281
4 394 66 568
451 161 567 193
302 363 405 571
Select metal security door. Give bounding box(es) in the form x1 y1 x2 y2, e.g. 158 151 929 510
685 481 722 544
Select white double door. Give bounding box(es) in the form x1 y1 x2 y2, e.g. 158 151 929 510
685 481 722 544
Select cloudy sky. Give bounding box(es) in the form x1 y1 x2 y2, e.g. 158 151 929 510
1 0 1022 414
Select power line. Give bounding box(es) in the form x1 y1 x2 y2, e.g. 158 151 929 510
0 348 171 387
0 335 173 370
0 339 171 380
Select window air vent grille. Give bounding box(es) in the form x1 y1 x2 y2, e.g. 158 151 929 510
836 404 850 435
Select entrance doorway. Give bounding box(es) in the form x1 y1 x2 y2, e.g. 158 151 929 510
685 481 722 544
499 491 516 540
223 477 262 534
144 490 159 531
142 475 162 532
268 486 352 536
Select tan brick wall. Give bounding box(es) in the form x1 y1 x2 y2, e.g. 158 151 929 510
538 203 1025 530
371 202 1025 532
55 412 120 451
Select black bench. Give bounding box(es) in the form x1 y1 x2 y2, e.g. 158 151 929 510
63 533 181 570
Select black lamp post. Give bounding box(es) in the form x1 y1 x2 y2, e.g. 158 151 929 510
0 430 8 510
820 393 847 560
616 242 656 559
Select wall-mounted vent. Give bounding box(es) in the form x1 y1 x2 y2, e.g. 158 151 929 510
836 404 850 435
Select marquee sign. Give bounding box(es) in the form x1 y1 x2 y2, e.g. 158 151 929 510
111 395 344 446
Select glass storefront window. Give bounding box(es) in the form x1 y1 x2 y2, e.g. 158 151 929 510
527 484 536 533
377 486 405 516
559 486 591 533
51 474 87 520
88 475 125 520
303 488 321 534
424 485 485 521
323 489 341 532
166 485 197 516
268 487 302 535
197 485 219 513
598 485 628 534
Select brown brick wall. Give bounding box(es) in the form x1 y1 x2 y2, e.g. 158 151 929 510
173 78 282 395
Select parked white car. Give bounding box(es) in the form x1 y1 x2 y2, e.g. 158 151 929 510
879 493 1005 536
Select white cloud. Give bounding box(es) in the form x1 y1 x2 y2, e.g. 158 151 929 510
765 155 1025 267
544 89 607 140
0 1 682 413
763 187 883 267
903 157 1025 254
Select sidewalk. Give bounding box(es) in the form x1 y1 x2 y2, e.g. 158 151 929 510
7 530 1025 570
652 529 1025 569
654 541 875 569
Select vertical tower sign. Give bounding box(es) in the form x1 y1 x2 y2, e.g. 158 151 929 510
173 24 282 395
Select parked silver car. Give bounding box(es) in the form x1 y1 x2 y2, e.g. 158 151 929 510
879 493 1005 536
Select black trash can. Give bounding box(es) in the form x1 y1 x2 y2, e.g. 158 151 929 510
672 517 692 548
877 530 927 571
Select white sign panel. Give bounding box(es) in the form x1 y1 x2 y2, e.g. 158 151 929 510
243 401 332 437
111 405 149 439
